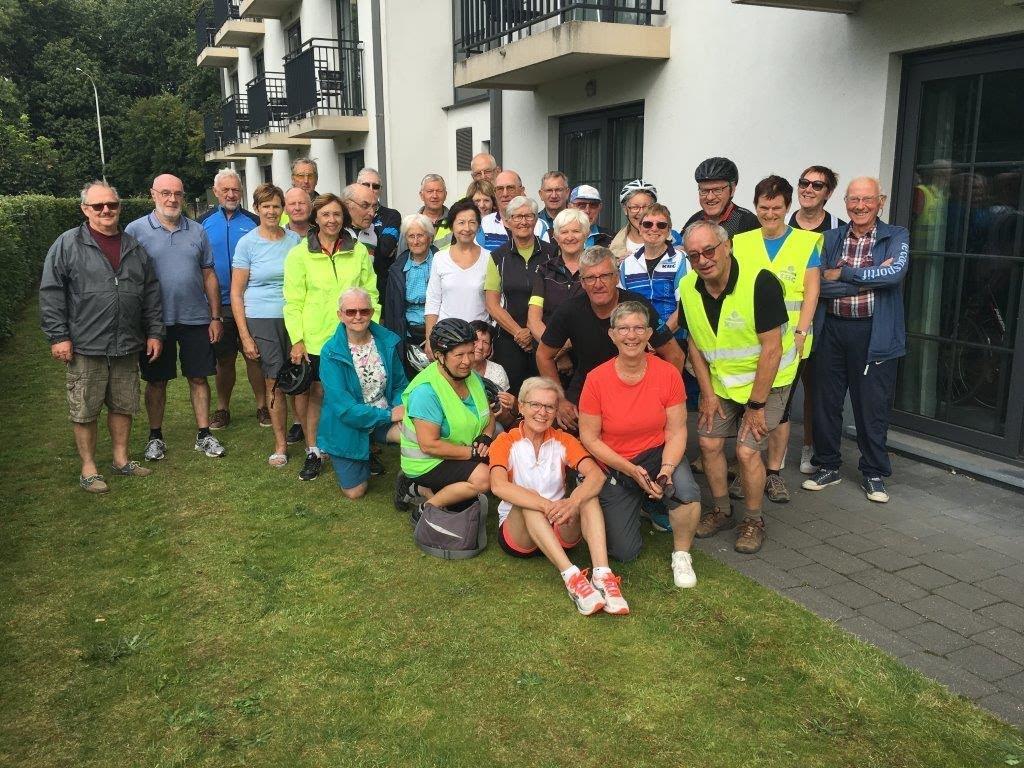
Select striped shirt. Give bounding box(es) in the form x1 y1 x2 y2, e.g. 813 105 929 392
475 211 549 252
829 226 876 318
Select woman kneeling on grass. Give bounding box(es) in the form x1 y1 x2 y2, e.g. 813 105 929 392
489 377 629 616
395 318 494 520
318 288 407 499
578 301 703 589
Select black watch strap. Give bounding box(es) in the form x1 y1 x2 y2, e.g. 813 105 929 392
745 399 766 410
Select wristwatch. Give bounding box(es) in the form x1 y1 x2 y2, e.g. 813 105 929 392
745 399 766 410
211 316 224 322
794 328 808 336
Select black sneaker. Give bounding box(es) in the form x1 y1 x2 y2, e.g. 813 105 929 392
410 502 424 525
287 422 304 445
394 470 415 511
299 452 322 481
802 468 841 491
369 453 386 477
862 476 890 503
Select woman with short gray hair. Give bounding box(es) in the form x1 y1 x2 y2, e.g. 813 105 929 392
484 196 557 392
384 213 438 377
318 287 408 498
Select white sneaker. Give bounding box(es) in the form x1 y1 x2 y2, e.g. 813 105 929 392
592 571 630 615
194 434 226 458
799 445 817 475
565 569 605 616
671 550 697 589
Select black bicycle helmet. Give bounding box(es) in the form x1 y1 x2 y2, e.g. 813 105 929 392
480 376 503 414
694 157 739 185
430 318 477 354
276 358 312 396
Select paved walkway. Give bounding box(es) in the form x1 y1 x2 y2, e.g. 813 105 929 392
689 434 1024 727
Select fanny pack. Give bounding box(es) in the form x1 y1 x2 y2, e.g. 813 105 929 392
414 497 488 560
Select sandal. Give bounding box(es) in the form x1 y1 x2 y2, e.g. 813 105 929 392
268 452 288 468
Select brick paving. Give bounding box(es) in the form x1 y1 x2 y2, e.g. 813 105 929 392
689 434 1024 727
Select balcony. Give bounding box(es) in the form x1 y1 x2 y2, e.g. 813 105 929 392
220 94 272 158
283 39 369 139
213 0 264 46
204 113 226 163
247 72 311 149
239 0 296 19
453 0 669 90
196 5 238 67
731 0 860 11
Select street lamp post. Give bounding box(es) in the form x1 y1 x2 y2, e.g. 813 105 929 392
74 67 107 183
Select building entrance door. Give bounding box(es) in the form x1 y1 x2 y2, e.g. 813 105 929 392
892 37 1024 458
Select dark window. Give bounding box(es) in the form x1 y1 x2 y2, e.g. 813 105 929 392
337 0 358 40
559 102 644 231
891 35 1024 458
456 127 473 171
253 50 265 76
344 150 365 185
286 21 302 54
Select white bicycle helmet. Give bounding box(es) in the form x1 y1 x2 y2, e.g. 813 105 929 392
619 178 659 204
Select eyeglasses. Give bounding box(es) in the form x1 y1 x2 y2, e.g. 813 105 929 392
351 200 379 212
495 185 520 195
625 204 648 214
845 195 883 206
798 178 828 192
359 181 382 191
542 187 567 195
508 213 536 223
154 190 184 199
293 173 316 180
572 200 600 209
522 400 557 414
613 325 649 336
580 272 617 285
342 308 373 318
84 201 120 212
640 220 669 230
685 241 722 263
698 184 730 199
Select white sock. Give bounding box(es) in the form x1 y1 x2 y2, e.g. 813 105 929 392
592 566 612 581
308 446 321 458
560 565 581 584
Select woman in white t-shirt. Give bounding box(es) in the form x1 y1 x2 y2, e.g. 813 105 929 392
424 198 490 356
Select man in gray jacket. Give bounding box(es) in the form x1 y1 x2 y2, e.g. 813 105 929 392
40 180 165 493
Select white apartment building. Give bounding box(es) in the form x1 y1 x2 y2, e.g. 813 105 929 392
197 0 1024 475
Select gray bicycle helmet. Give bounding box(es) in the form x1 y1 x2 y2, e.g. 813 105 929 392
406 342 430 372
430 318 477 354
694 157 739 185
619 178 659 204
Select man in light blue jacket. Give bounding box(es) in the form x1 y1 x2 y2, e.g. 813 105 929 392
802 177 910 504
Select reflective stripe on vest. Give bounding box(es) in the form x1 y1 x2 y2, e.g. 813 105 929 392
399 362 490 477
733 227 822 359
678 262 799 403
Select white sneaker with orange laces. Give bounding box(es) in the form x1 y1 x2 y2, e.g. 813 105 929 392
592 571 630 615
565 569 605 616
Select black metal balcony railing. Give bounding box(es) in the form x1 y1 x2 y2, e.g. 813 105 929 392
212 0 241 29
283 38 364 121
247 72 290 135
221 94 249 145
454 0 665 58
195 6 217 54
204 113 223 153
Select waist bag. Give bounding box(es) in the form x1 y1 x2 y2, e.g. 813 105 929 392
414 496 488 560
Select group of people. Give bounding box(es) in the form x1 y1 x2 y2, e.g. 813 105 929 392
40 150 910 617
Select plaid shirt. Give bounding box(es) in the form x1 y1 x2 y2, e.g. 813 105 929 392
829 226 876 317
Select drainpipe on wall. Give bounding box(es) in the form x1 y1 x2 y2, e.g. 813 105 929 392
489 89 502 167
370 0 388 203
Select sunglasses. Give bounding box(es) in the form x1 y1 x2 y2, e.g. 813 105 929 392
359 181 382 191
798 178 828 191
685 242 722 263
85 201 120 212
342 308 373 318
640 220 669 230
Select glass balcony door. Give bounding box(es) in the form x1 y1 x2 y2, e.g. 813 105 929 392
891 37 1024 458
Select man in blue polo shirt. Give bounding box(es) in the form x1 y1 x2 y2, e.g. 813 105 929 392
125 173 227 461
199 168 264 431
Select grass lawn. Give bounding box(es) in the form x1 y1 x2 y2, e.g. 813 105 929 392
2 300 1022 768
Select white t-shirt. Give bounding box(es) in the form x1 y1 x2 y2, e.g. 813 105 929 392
424 246 491 322
625 235 644 259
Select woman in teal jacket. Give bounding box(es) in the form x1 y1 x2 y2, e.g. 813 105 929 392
319 287 408 499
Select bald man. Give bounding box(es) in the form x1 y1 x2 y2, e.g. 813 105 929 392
476 169 549 251
803 177 909 504
125 173 227 461
470 152 500 183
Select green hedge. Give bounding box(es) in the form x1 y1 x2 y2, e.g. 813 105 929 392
0 195 152 340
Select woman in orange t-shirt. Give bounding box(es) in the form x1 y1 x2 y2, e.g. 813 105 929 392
578 301 702 589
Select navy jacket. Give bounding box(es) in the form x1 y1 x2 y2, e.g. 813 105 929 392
383 246 438 343
817 219 910 362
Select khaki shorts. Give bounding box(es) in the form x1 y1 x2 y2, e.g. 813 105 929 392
697 385 791 451
66 354 140 423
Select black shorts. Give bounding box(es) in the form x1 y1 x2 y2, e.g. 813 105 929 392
212 306 240 359
308 353 321 382
140 323 216 382
411 458 482 491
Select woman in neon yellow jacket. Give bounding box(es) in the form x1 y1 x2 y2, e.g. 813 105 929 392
284 192 379 482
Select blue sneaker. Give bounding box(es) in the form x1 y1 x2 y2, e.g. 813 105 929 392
861 476 890 503
801 468 841 491
641 497 672 532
